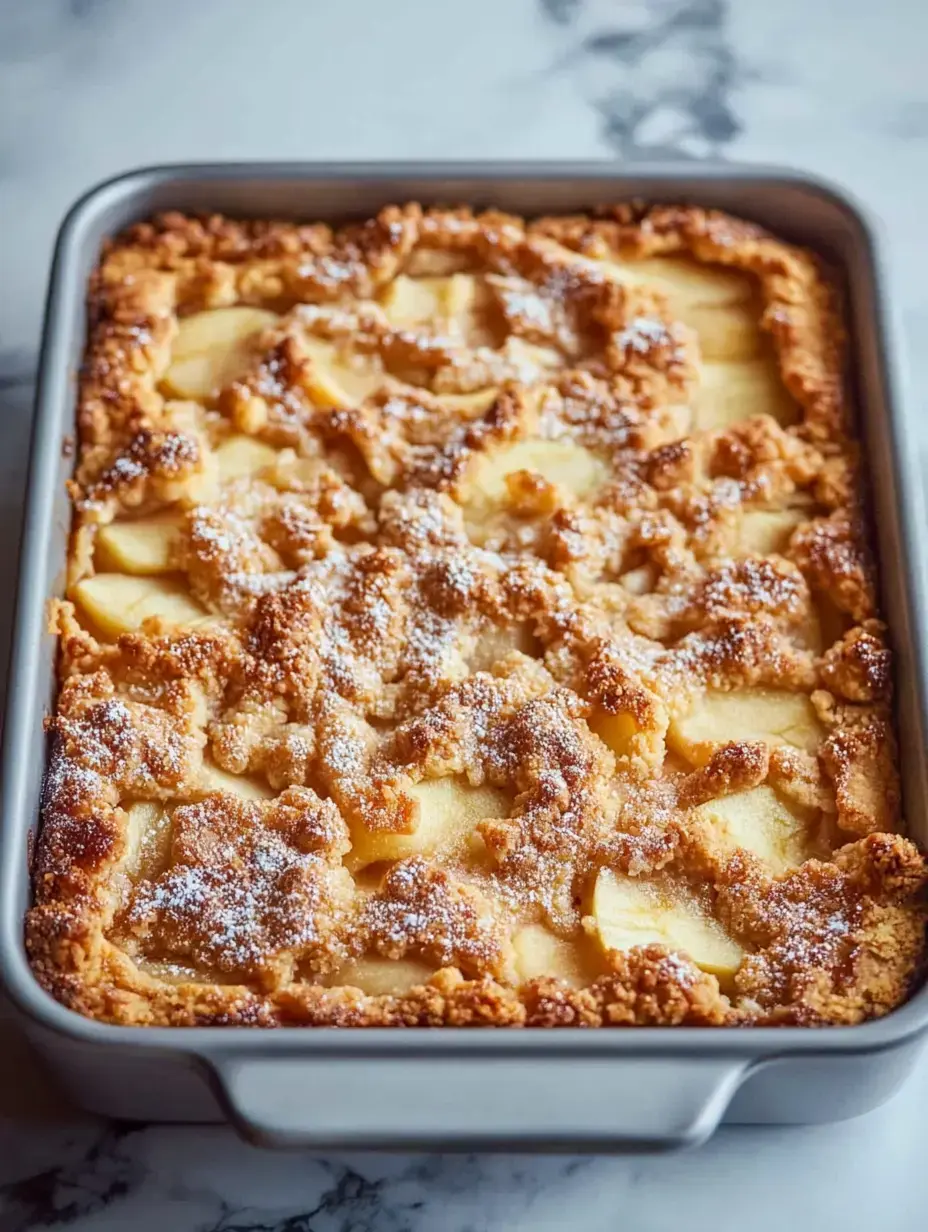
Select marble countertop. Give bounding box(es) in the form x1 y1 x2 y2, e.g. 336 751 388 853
2 1 928 1228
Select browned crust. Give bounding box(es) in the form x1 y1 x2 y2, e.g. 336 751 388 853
26 202 927 1028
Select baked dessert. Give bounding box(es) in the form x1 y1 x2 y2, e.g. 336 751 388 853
27 202 928 1029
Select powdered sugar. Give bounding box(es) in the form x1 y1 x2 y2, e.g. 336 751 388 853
362 857 503 973
616 316 668 353
126 797 343 976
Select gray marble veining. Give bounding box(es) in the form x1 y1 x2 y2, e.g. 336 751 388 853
1 1 927 1228
541 0 744 158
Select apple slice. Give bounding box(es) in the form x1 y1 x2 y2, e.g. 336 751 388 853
619 565 656 596
383 273 493 334
123 801 173 881
163 307 279 400
512 923 593 988
682 303 762 362
631 257 762 361
465 439 607 511
695 359 799 430
589 712 639 759
735 509 805 556
468 622 538 671
214 434 279 481
303 337 384 408
195 761 274 802
634 257 754 308
96 514 181 575
434 388 499 415
589 706 666 769
171 307 280 361
163 399 209 434
74 574 208 638
381 275 447 326
335 957 435 996
693 785 812 875
162 354 237 402
591 868 743 983
347 778 509 870
669 689 823 767
502 336 564 377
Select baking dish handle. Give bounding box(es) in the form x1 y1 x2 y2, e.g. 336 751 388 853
210 1054 750 1150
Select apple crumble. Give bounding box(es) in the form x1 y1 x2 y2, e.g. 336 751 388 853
27 202 928 1028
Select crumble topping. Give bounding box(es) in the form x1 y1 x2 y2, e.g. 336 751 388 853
27 202 927 1028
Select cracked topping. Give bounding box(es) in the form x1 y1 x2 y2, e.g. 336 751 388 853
27 202 927 1029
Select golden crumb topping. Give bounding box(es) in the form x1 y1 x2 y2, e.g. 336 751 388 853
27 202 926 1029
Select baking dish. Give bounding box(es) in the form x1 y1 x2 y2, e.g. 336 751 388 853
2 162 927 1151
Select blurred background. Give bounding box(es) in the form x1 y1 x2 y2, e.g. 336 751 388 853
1 2 927 1229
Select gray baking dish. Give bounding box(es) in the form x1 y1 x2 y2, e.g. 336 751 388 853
2 163 927 1151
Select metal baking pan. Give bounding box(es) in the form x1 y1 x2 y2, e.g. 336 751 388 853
2 163 927 1151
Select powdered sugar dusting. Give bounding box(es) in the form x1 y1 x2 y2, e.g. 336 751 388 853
126 795 347 977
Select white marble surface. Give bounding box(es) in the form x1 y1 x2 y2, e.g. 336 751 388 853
2 0 928 1227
